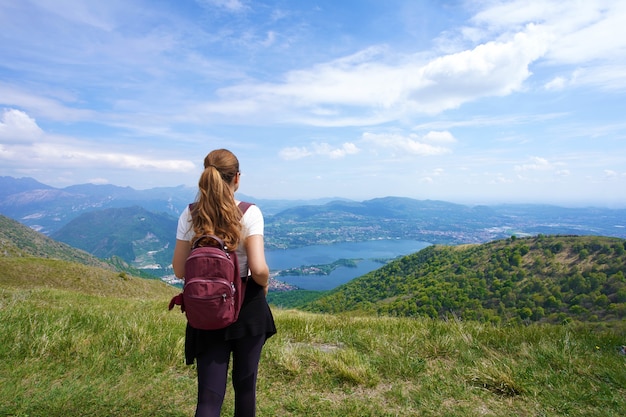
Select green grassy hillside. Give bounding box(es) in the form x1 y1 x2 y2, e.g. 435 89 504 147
0 256 177 299
2 283 625 416
1 215 113 269
1 238 625 416
305 235 626 325
1 214 159 279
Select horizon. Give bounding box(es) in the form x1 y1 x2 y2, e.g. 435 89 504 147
4 174 625 210
1 1 625 207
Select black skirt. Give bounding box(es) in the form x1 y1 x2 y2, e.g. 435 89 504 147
184 279 277 365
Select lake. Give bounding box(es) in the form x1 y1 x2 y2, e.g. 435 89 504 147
266 239 431 291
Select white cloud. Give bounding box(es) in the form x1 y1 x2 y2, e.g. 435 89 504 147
416 26 549 106
514 156 565 172
0 84 95 122
0 108 195 173
362 131 454 156
26 0 120 31
0 109 43 143
422 131 456 143
0 144 15 159
470 1 626 89
29 143 196 172
261 31 277 47
206 24 550 124
323 142 360 159
413 113 567 131
543 4 626 65
544 76 567 91
279 142 360 160
279 146 311 160
491 175 513 184
197 0 247 13
569 65 626 91
472 1 574 31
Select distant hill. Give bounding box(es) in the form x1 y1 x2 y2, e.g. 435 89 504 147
0 177 194 234
264 197 626 248
0 176 53 199
1 214 113 269
304 235 626 325
2 176 626 268
0 176 336 235
0 214 154 279
50 206 177 275
3 176 626 247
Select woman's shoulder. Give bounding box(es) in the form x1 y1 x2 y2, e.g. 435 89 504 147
239 201 262 216
178 203 192 220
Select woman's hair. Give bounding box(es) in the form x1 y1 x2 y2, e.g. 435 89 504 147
191 149 242 250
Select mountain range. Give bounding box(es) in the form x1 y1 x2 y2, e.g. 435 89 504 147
264 197 626 249
1 176 625 277
0 176 337 235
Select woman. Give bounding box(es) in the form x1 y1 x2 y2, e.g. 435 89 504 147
172 149 276 417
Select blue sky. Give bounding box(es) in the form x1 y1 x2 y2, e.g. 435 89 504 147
1 0 625 207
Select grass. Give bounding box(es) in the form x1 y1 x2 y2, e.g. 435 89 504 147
1 258 625 416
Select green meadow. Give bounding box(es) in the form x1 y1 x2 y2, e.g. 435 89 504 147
1 257 624 416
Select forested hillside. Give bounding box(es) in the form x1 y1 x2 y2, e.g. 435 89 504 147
0 215 112 269
305 235 626 325
51 206 176 272
0 214 154 279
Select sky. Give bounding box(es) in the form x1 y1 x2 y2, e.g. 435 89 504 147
1 0 625 208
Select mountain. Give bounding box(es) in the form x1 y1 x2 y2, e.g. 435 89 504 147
0 176 338 235
0 178 194 235
0 176 53 199
0 213 159 279
50 206 177 276
2 176 626 269
0 216 177 300
303 235 626 325
1 214 115 270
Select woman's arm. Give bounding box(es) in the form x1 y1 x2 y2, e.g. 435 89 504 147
172 239 191 278
244 234 269 291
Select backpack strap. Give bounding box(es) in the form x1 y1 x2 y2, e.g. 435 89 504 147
238 201 253 215
168 293 183 311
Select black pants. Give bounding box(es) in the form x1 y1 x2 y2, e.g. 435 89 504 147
195 334 266 417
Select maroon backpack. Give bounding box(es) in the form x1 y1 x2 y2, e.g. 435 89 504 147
169 202 252 330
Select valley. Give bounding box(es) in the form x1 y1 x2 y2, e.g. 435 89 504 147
2 176 626 293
